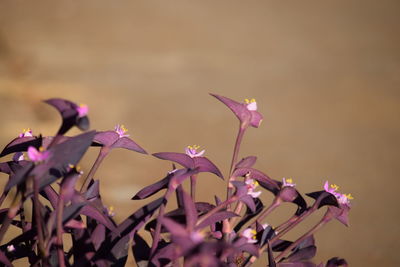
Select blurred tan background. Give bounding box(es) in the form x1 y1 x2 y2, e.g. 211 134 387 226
0 1 399 266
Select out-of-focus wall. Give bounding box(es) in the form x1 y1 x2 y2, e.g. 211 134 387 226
0 1 399 266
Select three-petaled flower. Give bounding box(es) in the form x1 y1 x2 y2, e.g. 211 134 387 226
114 124 130 138
245 98 257 111
282 177 296 187
19 128 33 138
324 181 353 206
242 228 258 244
76 104 89 118
185 145 205 158
245 178 262 198
27 146 50 163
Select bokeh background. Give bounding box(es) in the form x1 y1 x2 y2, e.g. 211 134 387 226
0 1 399 266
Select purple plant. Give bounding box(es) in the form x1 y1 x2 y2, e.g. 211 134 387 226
0 95 352 266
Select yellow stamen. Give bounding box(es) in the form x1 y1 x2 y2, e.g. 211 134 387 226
68 164 75 169
344 193 353 200
286 178 293 184
253 180 259 187
245 98 256 104
39 147 45 152
108 206 114 216
331 184 339 191
120 125 128 133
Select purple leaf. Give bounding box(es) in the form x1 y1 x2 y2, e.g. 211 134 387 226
182 190 198 229
306 191 339 209
233 167 280 194
326 257 348 267
80 204 117 232
91 224 106 250
0 250 12 266
93 131 119 147
132 233 150 266
131 175 170 200
287 246 317 262
193 157 223 179
153 152 194 168
5 162 34 191
210 93 263 128
44 98 89 134
112 137 147 154
328 205 350 227
235 156 257 169
240 195 256 213
0 136 42 157
196 211 238 229
161 217 187 237
234 198 264 232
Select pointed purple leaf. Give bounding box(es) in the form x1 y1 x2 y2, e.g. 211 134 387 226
306 191 339 209
132 175 170 200
182 190 198 229
93 131 119 147
234 198 264 232
287 246 317 262
329 205 350 227
0 136 42 157
44 98 89 134
132 233 150 266
326 257 348 267
267 241 277 267
210 93 252 125
112 137 147 154
153 152 194 169
233 167 280 194
236 156 257 169
80 204 117 232
161 217 187 237
240 195 256 213
193 157 224 179
0 250 12 266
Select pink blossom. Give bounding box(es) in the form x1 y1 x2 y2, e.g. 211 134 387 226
282 177 296 187
76 104 89 118
185 145 205 158
7 244 15 252
242 228 257 243
27 146 50 163
245 178 262 198
245 98 258 111
19 128 33 138
324 181 353 206
114 124 130 138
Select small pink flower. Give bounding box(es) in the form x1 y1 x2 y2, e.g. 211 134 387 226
245 98 257 111
282 177 296 187
76 104 89 118
190 231 204 243
19 128 33 138
7 244 15 252
242 228 257 243
245 178 262 198
114 124 130 138
185 145 205 158
27 146 50 163
324 181 353 206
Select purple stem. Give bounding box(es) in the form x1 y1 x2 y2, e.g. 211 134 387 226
227 126 246 202
196 196 238 228
150 189 173 257
56 198 66 267
275 209 334 262
33 175 46 259
252 198 281 226
190 174 197 202
80 146 110 192
0 193 21 244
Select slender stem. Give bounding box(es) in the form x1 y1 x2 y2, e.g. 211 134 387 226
150 189 173 257
175 185 184 207
190 175 197 201
227 126 246 202
252 199 280 228
80 147 109 192
229 201 243 226
33 175 46 260
275 213 299 233
275 210 333 262
0 192 21 244
56 198 66 267
196 196 238 228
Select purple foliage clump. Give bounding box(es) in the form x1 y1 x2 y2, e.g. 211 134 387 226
0 95 352 266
